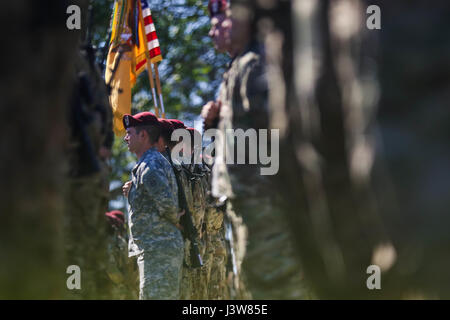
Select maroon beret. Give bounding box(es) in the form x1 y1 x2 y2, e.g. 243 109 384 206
158 118 175 138
105 210 124 227
168 119 186 130
123 112 159 129
208 0 228 17
186 127 199 137
187 127 202 145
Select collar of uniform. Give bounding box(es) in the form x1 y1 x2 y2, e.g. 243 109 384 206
231 40 260 62
161 149 170 161
133 146 158 174
227 56 236 69
139 146 158 162
244 40 259 55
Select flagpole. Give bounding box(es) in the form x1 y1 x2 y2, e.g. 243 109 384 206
153 63 165 118
147 60 160 117
138 1 160 117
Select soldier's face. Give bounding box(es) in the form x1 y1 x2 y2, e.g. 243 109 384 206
124 127 143 154
230 16 251 52
209 13 232 53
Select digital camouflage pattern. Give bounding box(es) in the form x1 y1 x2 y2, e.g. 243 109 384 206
212 44 308 299
203 214 228 299
127 147 184 299
203 164 249 299
183 163 209 299
198 166 228 300
168 158 198 300
163 146 245 299
206 199 250 299
188 165 207 232
137 241 184 299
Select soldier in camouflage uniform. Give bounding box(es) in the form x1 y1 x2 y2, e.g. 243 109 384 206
123 112 184 300
157 119 230 299
202 0 306 299
203 185 230 300
165 119 199 299
188 126 240 300
157 119 207 299
184 127 210 299
122 118 203 299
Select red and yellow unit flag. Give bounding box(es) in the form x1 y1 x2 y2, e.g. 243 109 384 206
105 0 164 136
105 0 134 136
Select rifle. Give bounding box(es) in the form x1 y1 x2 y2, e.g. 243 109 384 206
166 147 203 268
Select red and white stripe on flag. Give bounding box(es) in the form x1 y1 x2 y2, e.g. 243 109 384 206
141 0 162 63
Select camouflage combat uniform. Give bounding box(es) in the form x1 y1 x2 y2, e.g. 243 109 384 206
127 147 184 300
170 158 197 300
197 164 228 300
164 147 225 300
184 163 209 299
165 151 209 300
204 200 228 299
198 161 249 300
212 43 307 299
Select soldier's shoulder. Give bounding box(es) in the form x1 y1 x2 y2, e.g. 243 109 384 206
142 148 166 165
171 157 183 169
138 150 168 174
159 154 177 176
237 50 261 71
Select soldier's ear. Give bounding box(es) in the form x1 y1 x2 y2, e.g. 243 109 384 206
141 129 151 142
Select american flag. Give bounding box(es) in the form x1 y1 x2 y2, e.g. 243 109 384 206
141 0 162 63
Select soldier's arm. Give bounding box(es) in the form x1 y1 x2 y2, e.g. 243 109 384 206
201 100 221 130
142 163 179 226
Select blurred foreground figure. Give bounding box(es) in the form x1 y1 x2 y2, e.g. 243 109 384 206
202 0 308 299
65 45 114 299
0 0 116 299
105 210 139 299
249 0 450 298
0 0 85 299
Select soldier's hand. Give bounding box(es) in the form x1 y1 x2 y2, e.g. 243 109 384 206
175 210 185 232
122 180 132 197
99 146 112 160
177 210 185 219
201 100 221 128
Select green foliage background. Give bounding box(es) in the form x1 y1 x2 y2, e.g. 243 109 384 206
88 0 228 210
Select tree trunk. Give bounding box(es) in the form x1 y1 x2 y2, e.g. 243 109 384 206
0 0 113 299
250 0 450 298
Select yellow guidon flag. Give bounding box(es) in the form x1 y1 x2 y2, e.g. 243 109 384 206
105 0 163 136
